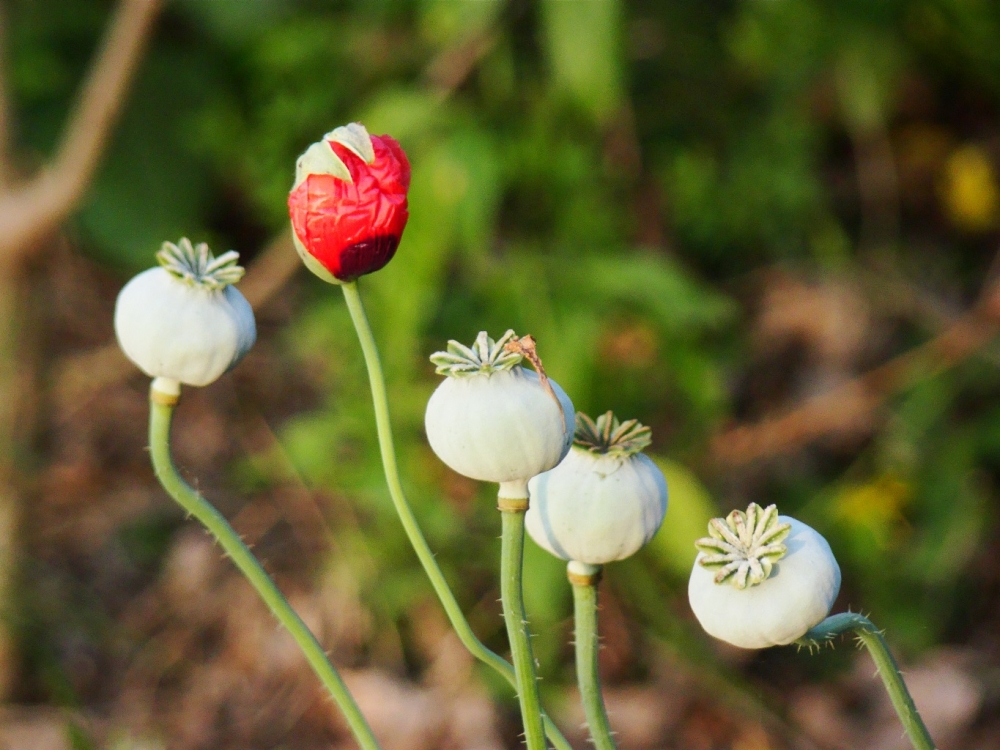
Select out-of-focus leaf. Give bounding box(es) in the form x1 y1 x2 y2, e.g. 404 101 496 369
175 0 289 45
646 456 716 578
834 32 903 132
562 252 736 335
362 88 446 144
832 473 912 551
541 0 624 121
665 110 824 261
368 128 496 379
523 534 570 673
919 0 1000 99
79 46 220 267
418 0 501 48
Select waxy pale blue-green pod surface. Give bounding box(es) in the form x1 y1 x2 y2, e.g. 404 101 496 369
688 505 841 649
114 239 256 388
526 411 667 565
425 331 574 497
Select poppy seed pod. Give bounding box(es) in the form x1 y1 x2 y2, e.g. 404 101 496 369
114 239 256 388
425 330 574 498
688 504 841 649
288 122 410 284
526 412 668 565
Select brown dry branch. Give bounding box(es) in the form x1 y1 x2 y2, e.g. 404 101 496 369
0 0 161 263
851 124 900 250
0 0 161 701
235 232 298 310
423 28 497 101
0 4 14 188
712 275 1000 467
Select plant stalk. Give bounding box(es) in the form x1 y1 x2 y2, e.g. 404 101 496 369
500 505 547 749
797 613 936 750
148 388 382 750
570 566 617 750
341 280 569 750
0 275 25 700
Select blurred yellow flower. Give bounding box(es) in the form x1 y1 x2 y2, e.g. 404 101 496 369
940 145 1000 232
833 473 911 548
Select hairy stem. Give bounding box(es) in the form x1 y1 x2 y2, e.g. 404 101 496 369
500 506 547 749
571 570 617 750
341 280 570 750
797 613 935 750
148 388 381 750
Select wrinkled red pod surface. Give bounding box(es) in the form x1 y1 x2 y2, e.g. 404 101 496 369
289 129 410 282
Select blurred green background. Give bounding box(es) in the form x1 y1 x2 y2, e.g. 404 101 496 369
5 0 1000 747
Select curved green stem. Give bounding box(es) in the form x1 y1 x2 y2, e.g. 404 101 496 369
148 390 382 750
797 613 936 750
571 569 617 750
501 507 547 749
341 281 569 750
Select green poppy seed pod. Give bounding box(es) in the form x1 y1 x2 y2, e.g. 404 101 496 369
526 411 668 565
425 331 574 497
114 239 256 388
688 505 841 649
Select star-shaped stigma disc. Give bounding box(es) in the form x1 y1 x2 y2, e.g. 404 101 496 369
695 503 792 589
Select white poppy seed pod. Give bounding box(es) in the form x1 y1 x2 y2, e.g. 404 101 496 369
425 330 575 498
688 503 841 649
114 239 257 388
526 411 668 565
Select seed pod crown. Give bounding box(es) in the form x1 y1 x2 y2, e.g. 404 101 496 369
695 503 791 589
430 330 524 377
573 411 652 458
156 238 245 290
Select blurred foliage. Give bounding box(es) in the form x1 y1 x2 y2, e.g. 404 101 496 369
12 0 1000 723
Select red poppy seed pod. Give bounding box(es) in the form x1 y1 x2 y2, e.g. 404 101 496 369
287 122 411 284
